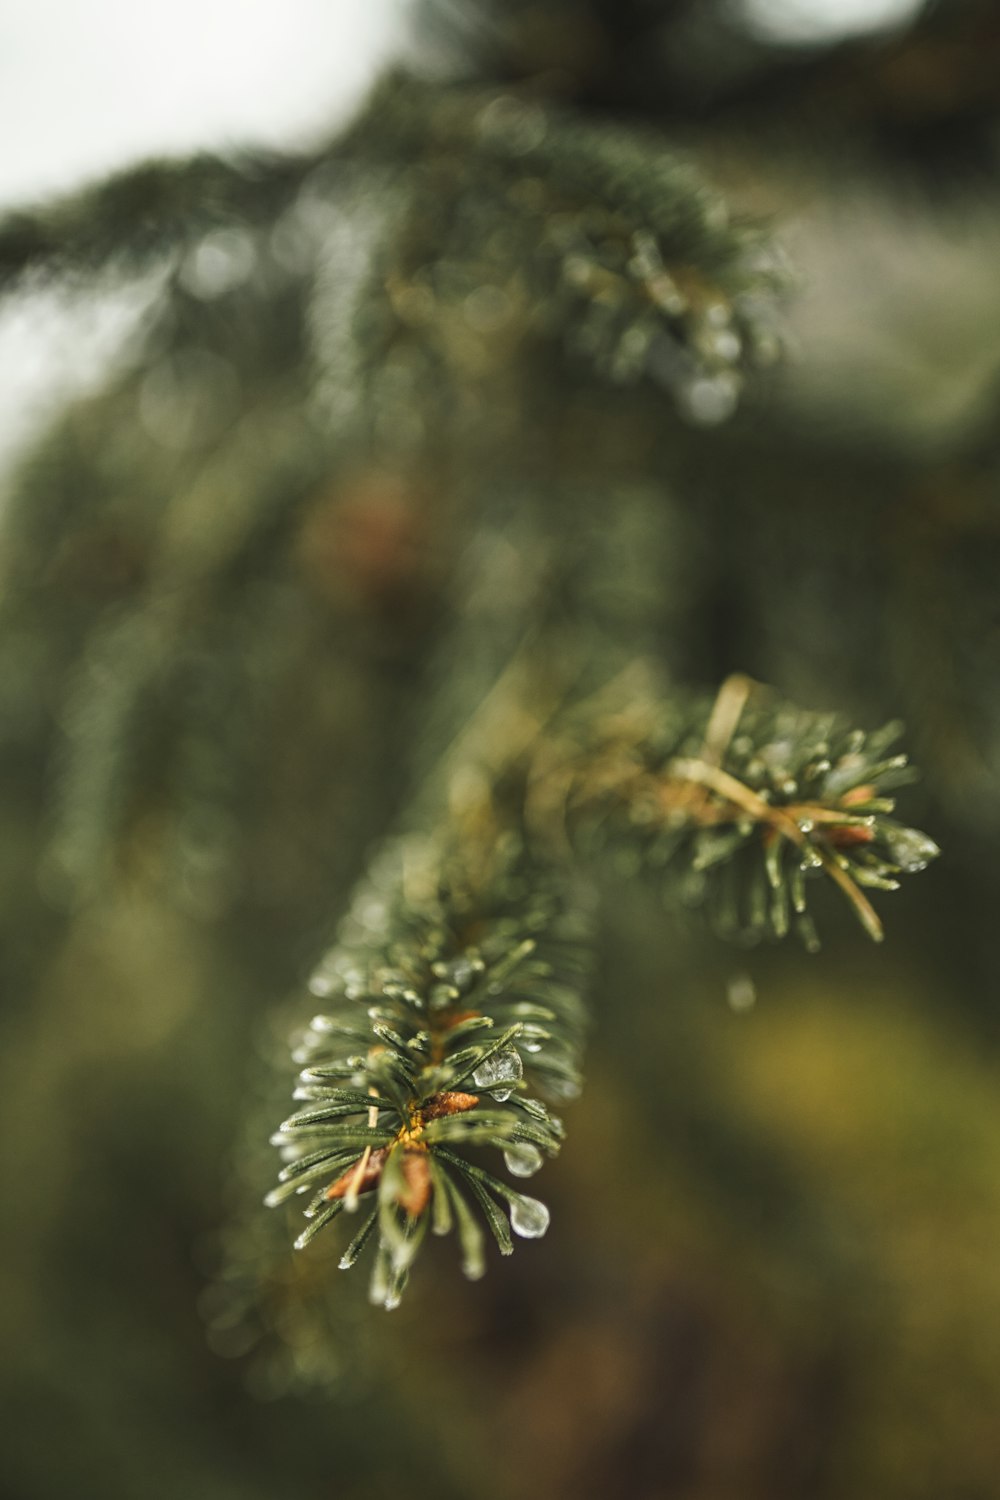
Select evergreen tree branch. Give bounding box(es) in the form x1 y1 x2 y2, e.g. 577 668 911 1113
0 149 312 297
0 72 786 420
354 73 787 412
270 827 593 1309
532 669 940 948
267 668 936 1306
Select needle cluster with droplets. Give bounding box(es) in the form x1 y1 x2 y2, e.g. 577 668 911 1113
267 834 591 1308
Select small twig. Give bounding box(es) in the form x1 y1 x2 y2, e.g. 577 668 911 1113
666 755 883 939
701 673 754 766
666 757 803 842
814 847 884 942
344 1089 382 1211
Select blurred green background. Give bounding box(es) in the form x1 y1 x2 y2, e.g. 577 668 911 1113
3 3 1000 1497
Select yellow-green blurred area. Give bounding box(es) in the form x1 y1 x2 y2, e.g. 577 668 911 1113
6 890 1000 1499
3 3 1000 1498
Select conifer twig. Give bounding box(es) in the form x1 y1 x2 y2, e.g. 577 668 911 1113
266 668 937 1306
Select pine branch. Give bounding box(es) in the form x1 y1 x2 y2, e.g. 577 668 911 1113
268 830 592 1309
356 73 787 415
266 668 936 1308
532 670 940 948
0 149 311 299
0 72 786 422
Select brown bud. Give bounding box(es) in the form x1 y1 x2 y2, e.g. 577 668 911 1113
398 1150 432 1217
423 1091 480 1120
825 823 876 849
325 1147 388 1200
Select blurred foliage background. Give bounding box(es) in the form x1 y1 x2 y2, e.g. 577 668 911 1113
3 2 1000 1497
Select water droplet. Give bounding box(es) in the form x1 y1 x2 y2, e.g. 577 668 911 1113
429 983 460 1012
882 825 940 873
472 1046 523 1102
509 1194 550 1238
181 227 256 299
726 972 757 1013
681 372 740 426
707 327 742 363
368 1255 389 1306
503 1142 544 1178
454 956 485 989
359 899 387 929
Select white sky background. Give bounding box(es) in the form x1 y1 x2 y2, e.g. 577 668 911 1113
0 0 403 471
0 1 403 208
741 0 921 44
